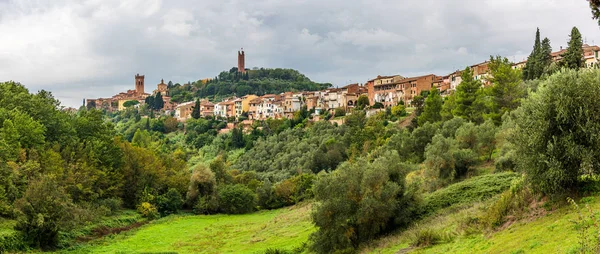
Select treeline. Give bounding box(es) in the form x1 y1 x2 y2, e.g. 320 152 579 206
168 68 331 103
0 82 189 250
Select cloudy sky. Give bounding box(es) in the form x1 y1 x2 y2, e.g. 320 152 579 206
1 0 599 107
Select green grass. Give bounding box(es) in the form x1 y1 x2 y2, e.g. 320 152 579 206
0 217 17 236
59 203 314 253
409 198 594 254
423 172 519 214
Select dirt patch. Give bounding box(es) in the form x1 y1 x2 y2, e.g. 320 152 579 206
398 113 415 128
395 247 414 254
76 221 148 242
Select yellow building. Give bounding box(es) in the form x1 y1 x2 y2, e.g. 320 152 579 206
241 94 258 113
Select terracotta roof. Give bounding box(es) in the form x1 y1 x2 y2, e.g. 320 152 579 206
367 75 403 82
249 98 262 103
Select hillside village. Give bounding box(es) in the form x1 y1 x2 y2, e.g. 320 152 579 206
86 44 600 128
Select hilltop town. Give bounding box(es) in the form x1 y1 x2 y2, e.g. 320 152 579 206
86 44 600 126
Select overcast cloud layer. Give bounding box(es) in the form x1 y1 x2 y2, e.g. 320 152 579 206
1 0 599 107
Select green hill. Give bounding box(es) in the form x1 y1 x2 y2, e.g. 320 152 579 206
169 68 332 103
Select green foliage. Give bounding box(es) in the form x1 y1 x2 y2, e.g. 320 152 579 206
356 95 370 110
191 99 201 119
453 67 482 122
391 104 407 117
136 202 159 220
334 108 346 117
14 176 76 249
512 69 600 195
372 102 384 109
169 68 331 103
122 100 139 108
523 28 552 80
481 176 533 229
418 86 443 125
424 134 478 187
310 152 419 253
422 172 519 215
562 27 584 69
387 122 439 163
488 56 526 124
217 184 256 214
155 188 184 216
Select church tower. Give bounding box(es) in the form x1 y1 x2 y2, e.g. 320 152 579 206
237 48 246 73
135 74 145 94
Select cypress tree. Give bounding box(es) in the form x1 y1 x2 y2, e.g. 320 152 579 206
155 92 164 110
540 37 553 73
191 99 201 119
523 28 541 80
418 86 443 125
145 117 150 130
562 26 584 69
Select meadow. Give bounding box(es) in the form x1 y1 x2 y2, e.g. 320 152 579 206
59 203 313 253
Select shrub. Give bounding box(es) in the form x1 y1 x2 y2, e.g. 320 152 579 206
14 176 76 249
95 198 122 215
333 108 346 117
0 232 28 252
217 184 256 214
187 164 216 205
409 227 443 247
156 188 184 216
512 69 600 195
137 202 159 220
194 194 219 215
310 152 418 253
481 176 533 229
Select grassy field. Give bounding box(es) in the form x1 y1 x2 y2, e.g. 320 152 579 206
364 178 599 254
60 203 314 253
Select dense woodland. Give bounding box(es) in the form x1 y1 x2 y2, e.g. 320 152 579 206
2 26 600 253
168 68 332 103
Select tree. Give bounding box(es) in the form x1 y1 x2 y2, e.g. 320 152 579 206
217 184 256 214
145 96 155 110
561 27 584 69
418 87 442 125
512 69 600 195
310 153 418 253
14 176 76 249
487 55 526 124
334 108 346 117
523 28 542 80
86 100 96 110
589 0 600 26
356 95 370 110
230 127 245 149
191 99 201 119
540 37 553 73
154 92 164 110
453 67 482 122
123 100 139 108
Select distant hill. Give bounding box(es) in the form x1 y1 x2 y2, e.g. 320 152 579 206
169 67 332 103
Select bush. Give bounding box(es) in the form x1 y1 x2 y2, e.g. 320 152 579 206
409 227 444 247
217 184 256 214
95 198 122 215
194 194 219 215
0 232 28 252
481 176 533 229
310 152 418 253
137 202 159 220
14 176 76 249
333 108 346 117
512 69 600 195
156 188 184 216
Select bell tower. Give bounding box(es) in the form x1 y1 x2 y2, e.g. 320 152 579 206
237 48 246 73
135 74 145 94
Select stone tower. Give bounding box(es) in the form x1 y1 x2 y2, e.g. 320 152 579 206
135 74 145 94
237 48 246 73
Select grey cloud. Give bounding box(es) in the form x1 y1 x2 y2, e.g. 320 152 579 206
0 0 599 107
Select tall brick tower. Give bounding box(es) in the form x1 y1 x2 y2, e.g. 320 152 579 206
135 74 145 94
237 48 246 73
